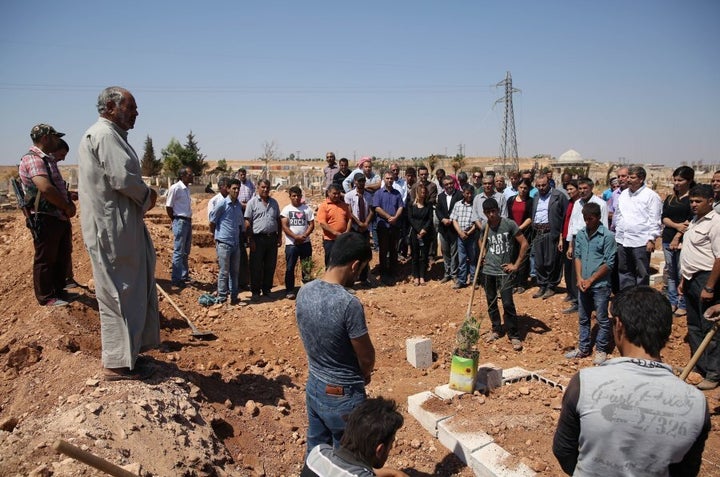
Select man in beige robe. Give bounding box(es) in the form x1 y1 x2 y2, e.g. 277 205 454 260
78 86 159 381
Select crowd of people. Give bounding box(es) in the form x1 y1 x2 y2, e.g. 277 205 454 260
17 84 720 474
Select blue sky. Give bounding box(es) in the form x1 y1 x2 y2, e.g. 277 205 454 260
1 0 718 166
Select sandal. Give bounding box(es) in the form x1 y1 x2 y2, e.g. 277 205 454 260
103 365 155 382
674 308 687 317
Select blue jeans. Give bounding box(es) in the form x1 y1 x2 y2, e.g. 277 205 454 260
456 233 478 286
216 241 240 301
578 284 612 353
305 374 366 456
662 243 685 310
285 242 312 292
171 218 192 284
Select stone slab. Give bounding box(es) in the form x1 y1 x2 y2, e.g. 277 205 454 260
437 416 494 465
435 383 467 400
406 337 432 369
407 391 454 438
501 366 532 384
470 442 536 477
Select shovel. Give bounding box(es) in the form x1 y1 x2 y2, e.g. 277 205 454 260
466 223 491 321
680 321 719 381
156 283 215 339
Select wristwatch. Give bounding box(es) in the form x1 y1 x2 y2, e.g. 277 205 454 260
704 286 716 293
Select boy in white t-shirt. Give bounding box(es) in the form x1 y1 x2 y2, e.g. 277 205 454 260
280 186 315 299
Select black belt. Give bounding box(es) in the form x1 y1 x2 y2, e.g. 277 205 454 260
173 216 191 222
533 223 550 232
254 232 277 237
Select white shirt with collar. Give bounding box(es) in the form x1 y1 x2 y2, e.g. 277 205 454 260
166 180 193 218
614 184 662 248
568 194 608 241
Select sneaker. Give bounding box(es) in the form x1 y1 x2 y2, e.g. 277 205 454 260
45 298 69 307
285 293 296 300
565 349 590 359
541 288 556 300
593 352 608 365
532 287 546 299
64 279 80 290
511 338 523 351
697 379 719 391
452 283 466 290
514 286 526 295
440 276 452 284
485 331 502 343
562 304 579 314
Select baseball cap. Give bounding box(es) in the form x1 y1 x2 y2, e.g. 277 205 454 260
30 124 65 141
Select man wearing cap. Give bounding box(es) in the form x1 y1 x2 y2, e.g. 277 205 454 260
78 86 159 381
19 124 77 307
323 152 339 193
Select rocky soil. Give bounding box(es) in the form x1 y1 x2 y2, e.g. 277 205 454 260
1 189 719 477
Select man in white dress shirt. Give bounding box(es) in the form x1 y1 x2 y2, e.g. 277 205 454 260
166 167 194 287
614 166 662 290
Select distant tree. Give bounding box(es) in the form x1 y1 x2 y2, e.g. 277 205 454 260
140 135 162 176
161 138 184 177
183 131 208 176
261 140 278 180
451 152 466 174
427 154 439 174
286 153 295 161
215 159 228 173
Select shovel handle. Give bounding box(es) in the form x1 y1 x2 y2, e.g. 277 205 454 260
466 223 491 321
54 439 138 477
680 322 719 381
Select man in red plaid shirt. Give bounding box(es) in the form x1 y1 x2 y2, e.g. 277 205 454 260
19 124 77 307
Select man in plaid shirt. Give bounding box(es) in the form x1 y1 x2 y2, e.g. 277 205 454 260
451 184 479 289
19 124 77 307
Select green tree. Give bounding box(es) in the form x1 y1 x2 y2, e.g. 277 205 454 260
183 131 208 176
215 159 228 173
140 135 162 176
161 138 184 177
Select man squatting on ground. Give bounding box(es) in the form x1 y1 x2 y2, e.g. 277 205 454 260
166 166 194 287
78 86 160 381
302 397 406 477
553 286 709 475
209 178 244 304
281 185 315 300
19 124 77 307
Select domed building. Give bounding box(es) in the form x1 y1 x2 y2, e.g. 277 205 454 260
550 149 593 175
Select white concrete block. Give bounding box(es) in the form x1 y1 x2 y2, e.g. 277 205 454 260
435 383 466 400
407 391 454 438
470 443 536 477
437 417 494 465
476 363 503 391
406 337 432 369
502 366 532 384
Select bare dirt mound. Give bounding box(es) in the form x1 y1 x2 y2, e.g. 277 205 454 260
1 189 719 476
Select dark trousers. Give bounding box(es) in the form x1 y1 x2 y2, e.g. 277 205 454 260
484 273 519 339
532 231 563 288
563 240 577 302
33 215 72 304
617 244 650 290
355 230 370 282
237 231 250 288
285 242 312 292
377 225 400 279
514 229 533 288
323 240 336 268
685 272 720 382
249 233 278 294
409 233 430 279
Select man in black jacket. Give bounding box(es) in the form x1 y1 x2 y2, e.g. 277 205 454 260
530 175 568 299
436 176 463 284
